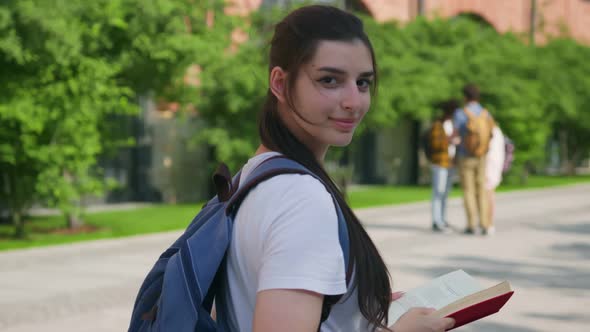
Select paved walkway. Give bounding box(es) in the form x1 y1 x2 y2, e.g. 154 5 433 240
1 184 589 332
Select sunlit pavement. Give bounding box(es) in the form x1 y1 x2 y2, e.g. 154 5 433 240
1 184 588 332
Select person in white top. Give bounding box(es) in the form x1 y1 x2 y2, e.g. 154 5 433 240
485 125 506 235
214 5 454 332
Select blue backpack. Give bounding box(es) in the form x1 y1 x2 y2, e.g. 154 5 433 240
128 156 350 331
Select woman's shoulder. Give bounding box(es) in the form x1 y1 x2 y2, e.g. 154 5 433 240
237 153 338 228
253 173 334 207
240 153 334 207
238 172 337 230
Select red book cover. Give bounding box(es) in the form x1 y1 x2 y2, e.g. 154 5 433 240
445 291 515 331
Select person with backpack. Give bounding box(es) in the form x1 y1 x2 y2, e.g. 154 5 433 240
452 84 495 235
129 5 454 332
425 100 458 233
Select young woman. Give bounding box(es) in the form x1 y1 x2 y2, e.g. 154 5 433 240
215 6 455 332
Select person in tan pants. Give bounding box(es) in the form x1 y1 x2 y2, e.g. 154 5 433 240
457 156 489 234
452 84 494 235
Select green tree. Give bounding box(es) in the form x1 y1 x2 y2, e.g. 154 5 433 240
537 39 590 174
0 0 229 236
190 9 278 173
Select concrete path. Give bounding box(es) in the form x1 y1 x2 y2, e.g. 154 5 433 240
1 184 589 332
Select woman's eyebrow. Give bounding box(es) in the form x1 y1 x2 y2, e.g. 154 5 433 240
317 67 375 77
317 67 346 75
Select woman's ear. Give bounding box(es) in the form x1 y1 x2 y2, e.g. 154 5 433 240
269 66 287 103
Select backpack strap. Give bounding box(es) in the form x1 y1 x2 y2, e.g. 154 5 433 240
225 155 351 326
480 108 489 119
464 107 488 119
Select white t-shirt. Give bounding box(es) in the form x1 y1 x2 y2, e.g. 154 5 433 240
216 152 370 332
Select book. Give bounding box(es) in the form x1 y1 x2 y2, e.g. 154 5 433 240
388 270 514 331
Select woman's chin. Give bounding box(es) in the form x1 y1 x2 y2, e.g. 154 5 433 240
330 135 354 147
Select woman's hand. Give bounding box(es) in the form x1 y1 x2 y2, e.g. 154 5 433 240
389 307 455 332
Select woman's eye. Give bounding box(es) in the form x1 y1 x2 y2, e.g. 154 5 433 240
357 79 372 90
318 77 337 85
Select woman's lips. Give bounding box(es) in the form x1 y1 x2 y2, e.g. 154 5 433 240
331 118 358 131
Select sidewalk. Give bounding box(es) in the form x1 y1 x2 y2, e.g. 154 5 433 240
1 184 589 332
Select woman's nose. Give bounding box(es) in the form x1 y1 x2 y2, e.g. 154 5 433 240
341 83 362 112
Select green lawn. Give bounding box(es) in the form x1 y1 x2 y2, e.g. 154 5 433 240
1 174 589 251
0 205 201 251
349 174 590 209
497 174 590 192
348 185 457 209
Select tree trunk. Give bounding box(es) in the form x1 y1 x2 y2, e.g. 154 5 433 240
564 160 576 176
63 169 85 229
13 210 25 239
520 164 530 185
6 170 28 238
67 212 83 229
561 129 579 176
566 150 582 176
559 129 569 175
66 198 84 229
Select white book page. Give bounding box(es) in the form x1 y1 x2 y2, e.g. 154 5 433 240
388 270 482 323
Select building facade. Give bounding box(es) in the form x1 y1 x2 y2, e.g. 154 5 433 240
231 0 590 44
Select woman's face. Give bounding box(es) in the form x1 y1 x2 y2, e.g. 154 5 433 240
274 39 374 159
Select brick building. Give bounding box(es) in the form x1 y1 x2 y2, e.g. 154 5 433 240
230 0 590 44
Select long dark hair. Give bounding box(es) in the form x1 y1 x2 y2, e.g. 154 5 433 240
258 5 391 330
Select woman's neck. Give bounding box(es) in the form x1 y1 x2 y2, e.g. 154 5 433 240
255 145 274 156
255 144 326 165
